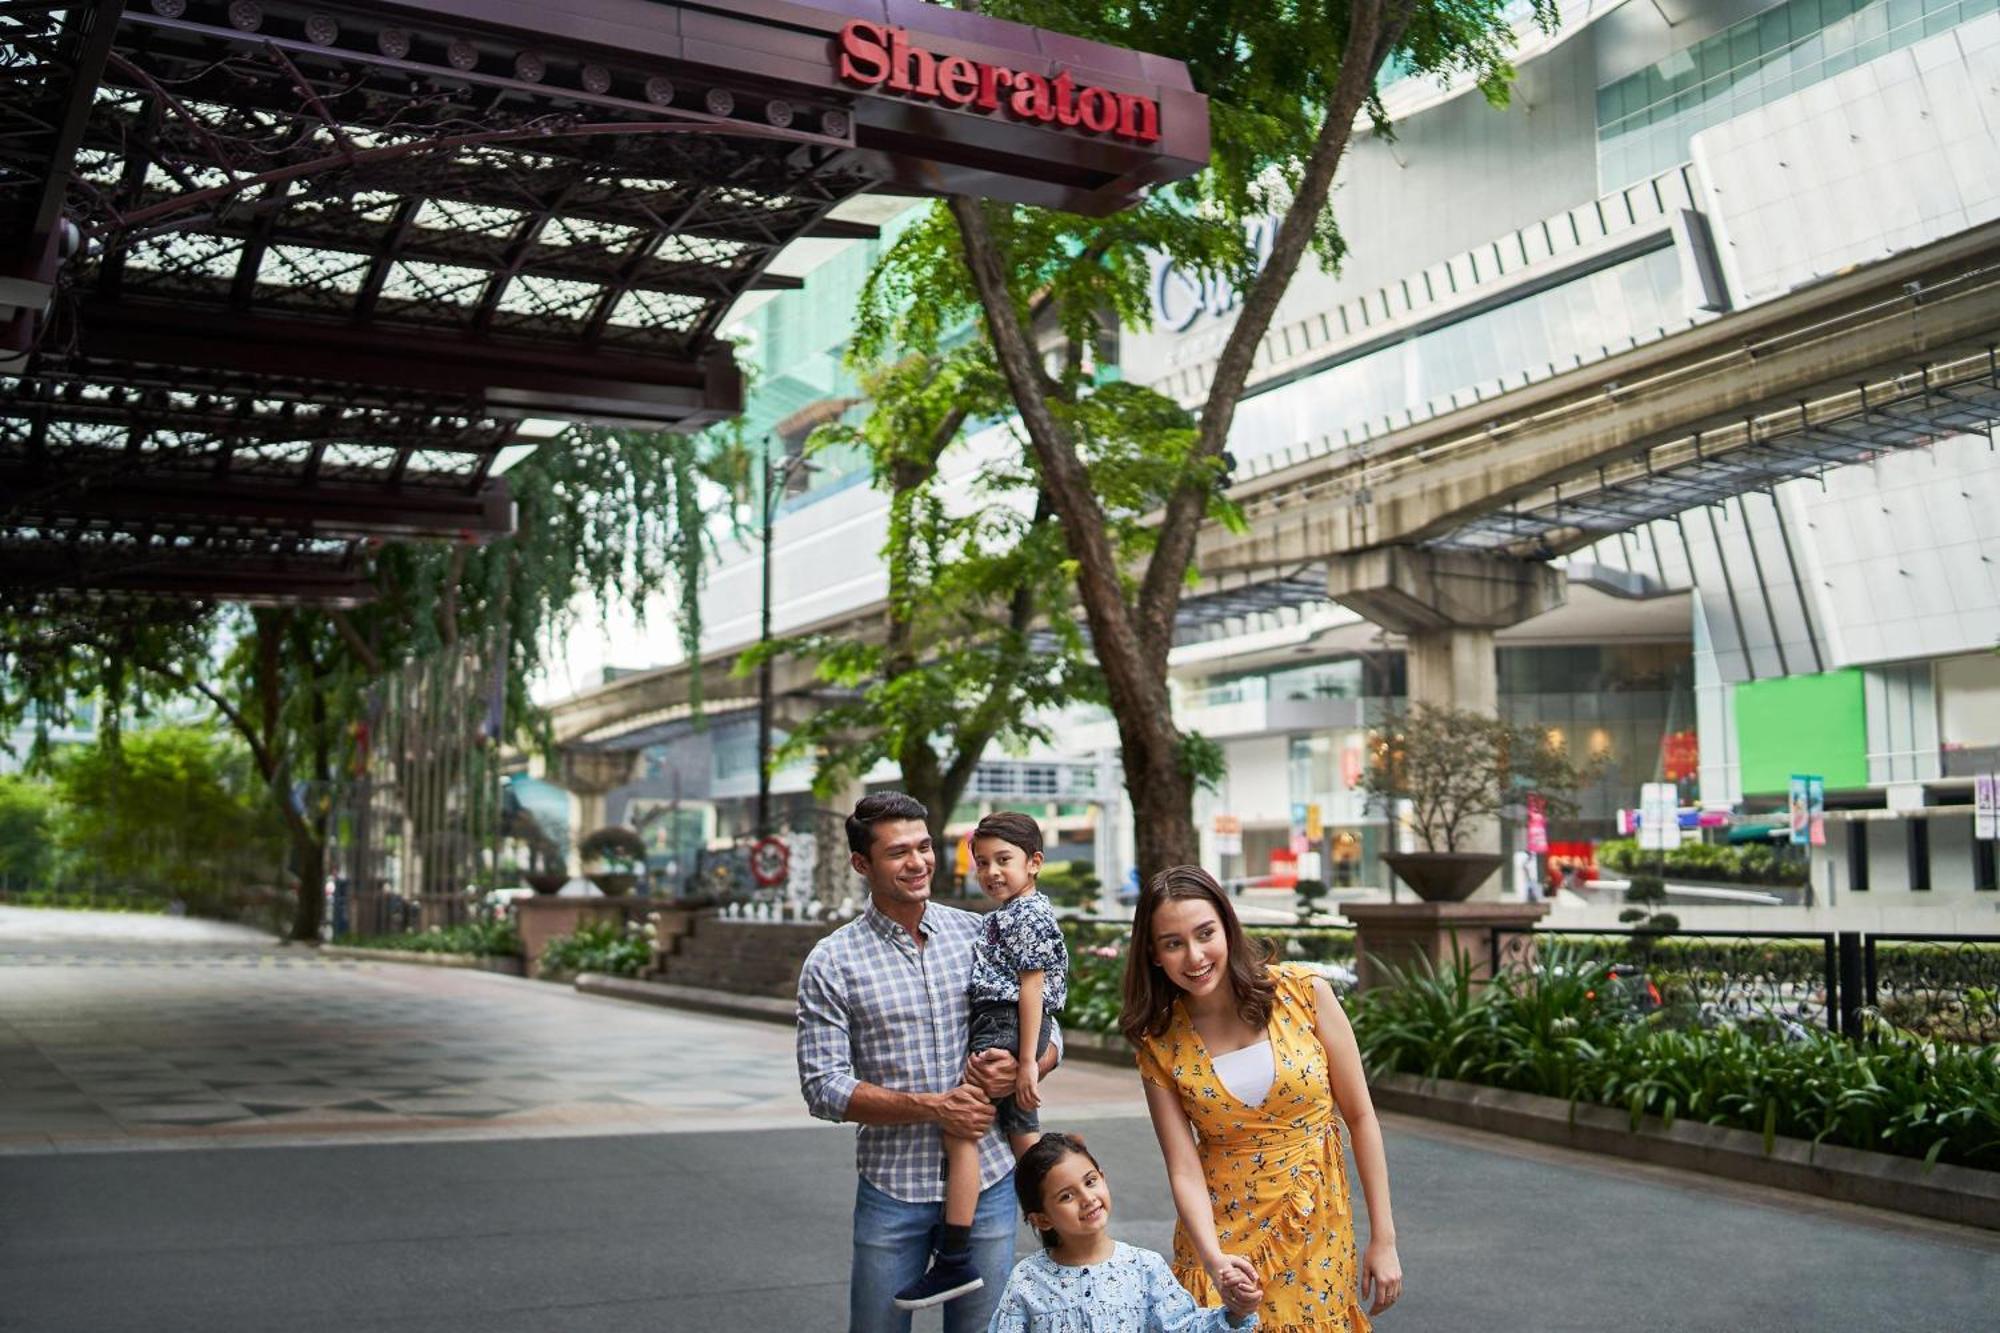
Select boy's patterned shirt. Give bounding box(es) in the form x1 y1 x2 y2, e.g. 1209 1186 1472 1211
969 890 1069 1011
795 900 1061 1203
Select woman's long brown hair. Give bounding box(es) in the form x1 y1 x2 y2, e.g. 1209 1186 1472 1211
1119 865 1275 1045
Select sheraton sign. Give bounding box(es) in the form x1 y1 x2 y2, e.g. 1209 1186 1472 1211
835 20 1162 143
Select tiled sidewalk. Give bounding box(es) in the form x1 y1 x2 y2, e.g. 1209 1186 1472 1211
0 910 1143 1153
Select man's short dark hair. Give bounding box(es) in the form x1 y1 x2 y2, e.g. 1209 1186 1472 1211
971 810 1043 859
847 791 930 856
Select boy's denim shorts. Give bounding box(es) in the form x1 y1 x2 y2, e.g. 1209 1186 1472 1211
967 998 1055 1137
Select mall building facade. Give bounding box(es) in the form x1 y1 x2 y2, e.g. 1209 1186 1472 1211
567 0 2000 907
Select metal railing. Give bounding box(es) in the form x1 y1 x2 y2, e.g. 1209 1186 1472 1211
1864 934 2000 1046
1490 926 2000 1044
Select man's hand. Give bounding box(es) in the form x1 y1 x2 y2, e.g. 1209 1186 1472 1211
932 1083 995 1140
965 1048 1016 1100
1015 1061 1041 1111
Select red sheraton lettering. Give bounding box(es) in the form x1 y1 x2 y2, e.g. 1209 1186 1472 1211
836 20 1160 143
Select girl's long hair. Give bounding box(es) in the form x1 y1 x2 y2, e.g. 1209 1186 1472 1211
1013 1132 1102 1249
1118 864 1274 1045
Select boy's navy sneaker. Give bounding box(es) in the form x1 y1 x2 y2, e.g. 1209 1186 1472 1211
892 1253 985 1310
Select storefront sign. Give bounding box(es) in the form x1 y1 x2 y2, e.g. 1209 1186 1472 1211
1525 794 1548 854
1212 813 1243 857
836 21 1161 142
1977 773 1997 841
1153 218 1274 330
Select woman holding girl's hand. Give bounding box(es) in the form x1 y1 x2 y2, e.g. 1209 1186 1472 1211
1123 866 1400 1330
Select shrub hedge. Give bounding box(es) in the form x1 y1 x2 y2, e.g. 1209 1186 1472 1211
1596 837 1807 887
537 920 649 979
337 919 521 957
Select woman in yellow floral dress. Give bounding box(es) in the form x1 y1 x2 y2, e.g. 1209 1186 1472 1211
1123 866 1401 1331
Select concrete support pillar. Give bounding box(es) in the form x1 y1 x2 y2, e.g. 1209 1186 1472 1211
1326 547 1565 898
1405 624 1498 716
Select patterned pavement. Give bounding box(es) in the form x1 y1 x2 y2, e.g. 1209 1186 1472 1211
0 907 1143 1154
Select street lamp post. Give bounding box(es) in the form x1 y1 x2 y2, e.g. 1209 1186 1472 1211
756 447 815 839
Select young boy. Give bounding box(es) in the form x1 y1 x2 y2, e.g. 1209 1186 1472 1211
893 810 1070 1311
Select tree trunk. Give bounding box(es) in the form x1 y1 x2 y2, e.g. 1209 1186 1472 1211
287 824 326 942
946 196 1201 882
940 7 1422 886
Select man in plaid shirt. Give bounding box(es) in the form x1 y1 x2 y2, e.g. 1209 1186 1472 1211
797 791 1062 1331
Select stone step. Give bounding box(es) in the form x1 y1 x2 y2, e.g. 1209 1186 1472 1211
648 914 838 999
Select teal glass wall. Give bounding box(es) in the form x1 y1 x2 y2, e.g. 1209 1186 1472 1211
1596 0 1999 188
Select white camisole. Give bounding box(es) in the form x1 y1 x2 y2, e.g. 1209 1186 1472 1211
1209 1039 1275 1107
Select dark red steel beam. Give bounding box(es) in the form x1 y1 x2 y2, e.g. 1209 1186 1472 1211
72 298 744 427
0 550 378 607
1 471 517 542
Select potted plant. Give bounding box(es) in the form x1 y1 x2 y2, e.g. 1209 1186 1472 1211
1293 877 1330 923
1363 704 1601 902
579 825 647 897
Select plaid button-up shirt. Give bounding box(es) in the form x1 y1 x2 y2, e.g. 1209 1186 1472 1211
796 900 1058 1203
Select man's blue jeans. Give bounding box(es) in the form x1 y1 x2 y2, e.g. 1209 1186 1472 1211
850 1172 1018 1332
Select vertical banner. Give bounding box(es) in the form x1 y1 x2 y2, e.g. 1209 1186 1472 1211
1788 775 1810 846
1640 782 1682 851
1305 802 1323 841
1807 776 1826 847
1976 774 1998 840
1525 794 1549 853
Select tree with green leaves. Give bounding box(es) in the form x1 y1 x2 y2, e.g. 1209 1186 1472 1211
0 425 737 940
863 0 1546 878
743 347 1108 847
0 772 58 894
51 724 285 916
1361 704 1601 854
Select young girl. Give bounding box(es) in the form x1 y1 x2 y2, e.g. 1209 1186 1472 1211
987 1133 1261 1332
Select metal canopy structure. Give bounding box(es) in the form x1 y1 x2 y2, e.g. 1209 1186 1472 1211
1 0 1207 604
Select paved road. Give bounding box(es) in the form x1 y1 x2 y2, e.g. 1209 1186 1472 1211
3 909 1996 1332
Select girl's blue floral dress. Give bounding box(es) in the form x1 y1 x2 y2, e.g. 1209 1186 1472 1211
987 1242 1258 1333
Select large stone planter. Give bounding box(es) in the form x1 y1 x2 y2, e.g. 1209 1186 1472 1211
1339 899 1550 990
524 873 569 896
517 896 633 974
586 871 638 897
1383 851 1505 902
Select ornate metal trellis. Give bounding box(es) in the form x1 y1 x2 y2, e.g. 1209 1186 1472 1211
2 0 1205 607
1 0 872 603
338 630 507 935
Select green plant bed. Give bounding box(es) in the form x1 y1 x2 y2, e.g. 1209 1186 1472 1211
537 919 649 979
1349 944 2000 1174
1596 837 1808 887
336 919 521 958
0 887 167 914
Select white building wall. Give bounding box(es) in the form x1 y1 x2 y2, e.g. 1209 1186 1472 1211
1693 13 2000 306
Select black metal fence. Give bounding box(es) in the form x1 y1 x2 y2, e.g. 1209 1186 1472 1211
1865 934 2000 1045
1490 926 2000 1044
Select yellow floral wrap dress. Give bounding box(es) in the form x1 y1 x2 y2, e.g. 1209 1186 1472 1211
1133 962 1370 1333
